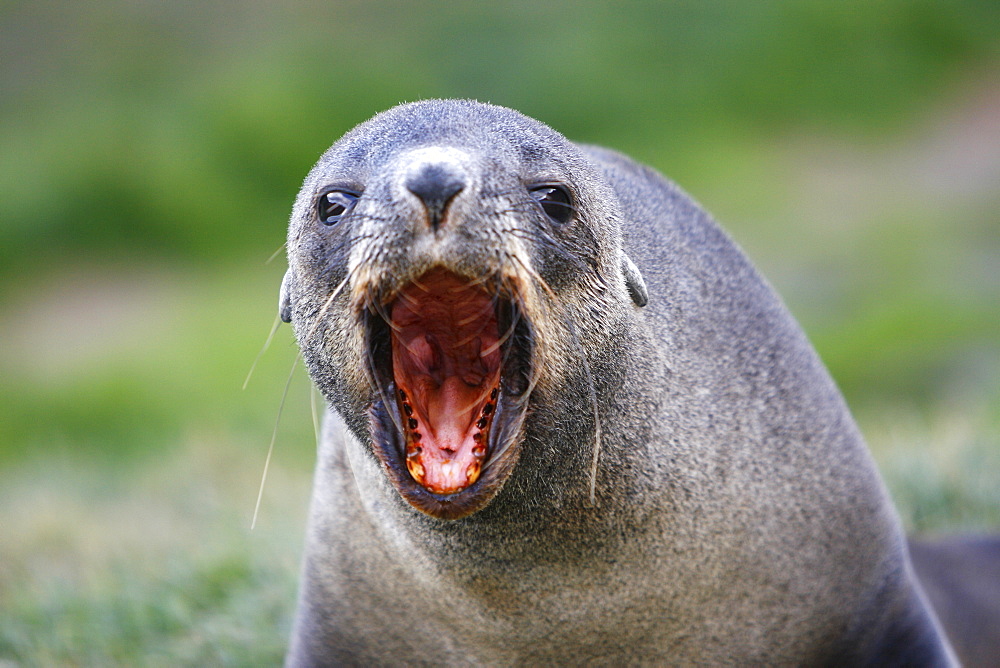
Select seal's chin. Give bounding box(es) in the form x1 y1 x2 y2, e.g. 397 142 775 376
364 268 533 520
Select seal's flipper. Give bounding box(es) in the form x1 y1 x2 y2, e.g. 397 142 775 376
279 269 293 323
622 253 648 307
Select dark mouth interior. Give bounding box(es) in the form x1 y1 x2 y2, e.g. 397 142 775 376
389 269 503 495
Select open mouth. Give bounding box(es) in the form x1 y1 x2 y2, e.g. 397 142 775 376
364 268 533 518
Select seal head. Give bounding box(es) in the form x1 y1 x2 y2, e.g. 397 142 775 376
284 100 640 520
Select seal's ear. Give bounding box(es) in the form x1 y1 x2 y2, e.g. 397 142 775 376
621 253 648 307
279 269 294 323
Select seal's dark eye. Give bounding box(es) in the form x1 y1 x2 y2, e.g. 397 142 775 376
317 189 360 225
529 184 574 224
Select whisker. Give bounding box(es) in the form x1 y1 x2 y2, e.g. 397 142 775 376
480 321 516 357
494 295 522 366
410 274 430 292
304 272 353 344
265 243 287 265
455 285 504 348
251 351 301 530
455 323 492 348
514 355 543 409
501 197 580 219
484 408 528 469
510 252 557 301
507 227 587 259
456 301 496 327
397 290 422 309
363 312 406 436
311 384 322 446
479 186 525 198
494 279 527 371
367 292 399 333
243 313 283 390
317 233 379 273
564 317 602 506
505 228 594 275
454 272 495 289
495 264 543 414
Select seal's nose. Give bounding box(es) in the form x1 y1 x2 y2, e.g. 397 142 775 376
405 162 465 230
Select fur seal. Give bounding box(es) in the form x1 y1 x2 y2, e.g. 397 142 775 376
909 536 1000 668
280 99 956 665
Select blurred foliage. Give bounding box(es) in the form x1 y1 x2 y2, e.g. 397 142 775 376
2 1 999 663
0 440 307 664
3 0 999 269
1 0 999 464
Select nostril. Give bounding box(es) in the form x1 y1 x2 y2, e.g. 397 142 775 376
405 163 465 229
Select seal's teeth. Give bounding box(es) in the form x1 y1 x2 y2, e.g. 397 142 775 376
406 459 425 482
466 461 481 484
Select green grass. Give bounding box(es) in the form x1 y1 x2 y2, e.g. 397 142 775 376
0 441 310 666
866 406 1000 534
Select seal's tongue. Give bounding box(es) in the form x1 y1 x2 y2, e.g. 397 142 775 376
390 269 501 494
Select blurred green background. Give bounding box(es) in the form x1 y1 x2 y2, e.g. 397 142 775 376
2 0 998 664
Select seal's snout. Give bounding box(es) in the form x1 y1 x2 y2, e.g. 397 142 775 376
402 150 468 230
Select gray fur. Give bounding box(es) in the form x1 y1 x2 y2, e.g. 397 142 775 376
281 100 955 666
910 536 1000 667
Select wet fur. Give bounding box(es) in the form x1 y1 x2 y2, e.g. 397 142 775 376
281 100 955 665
